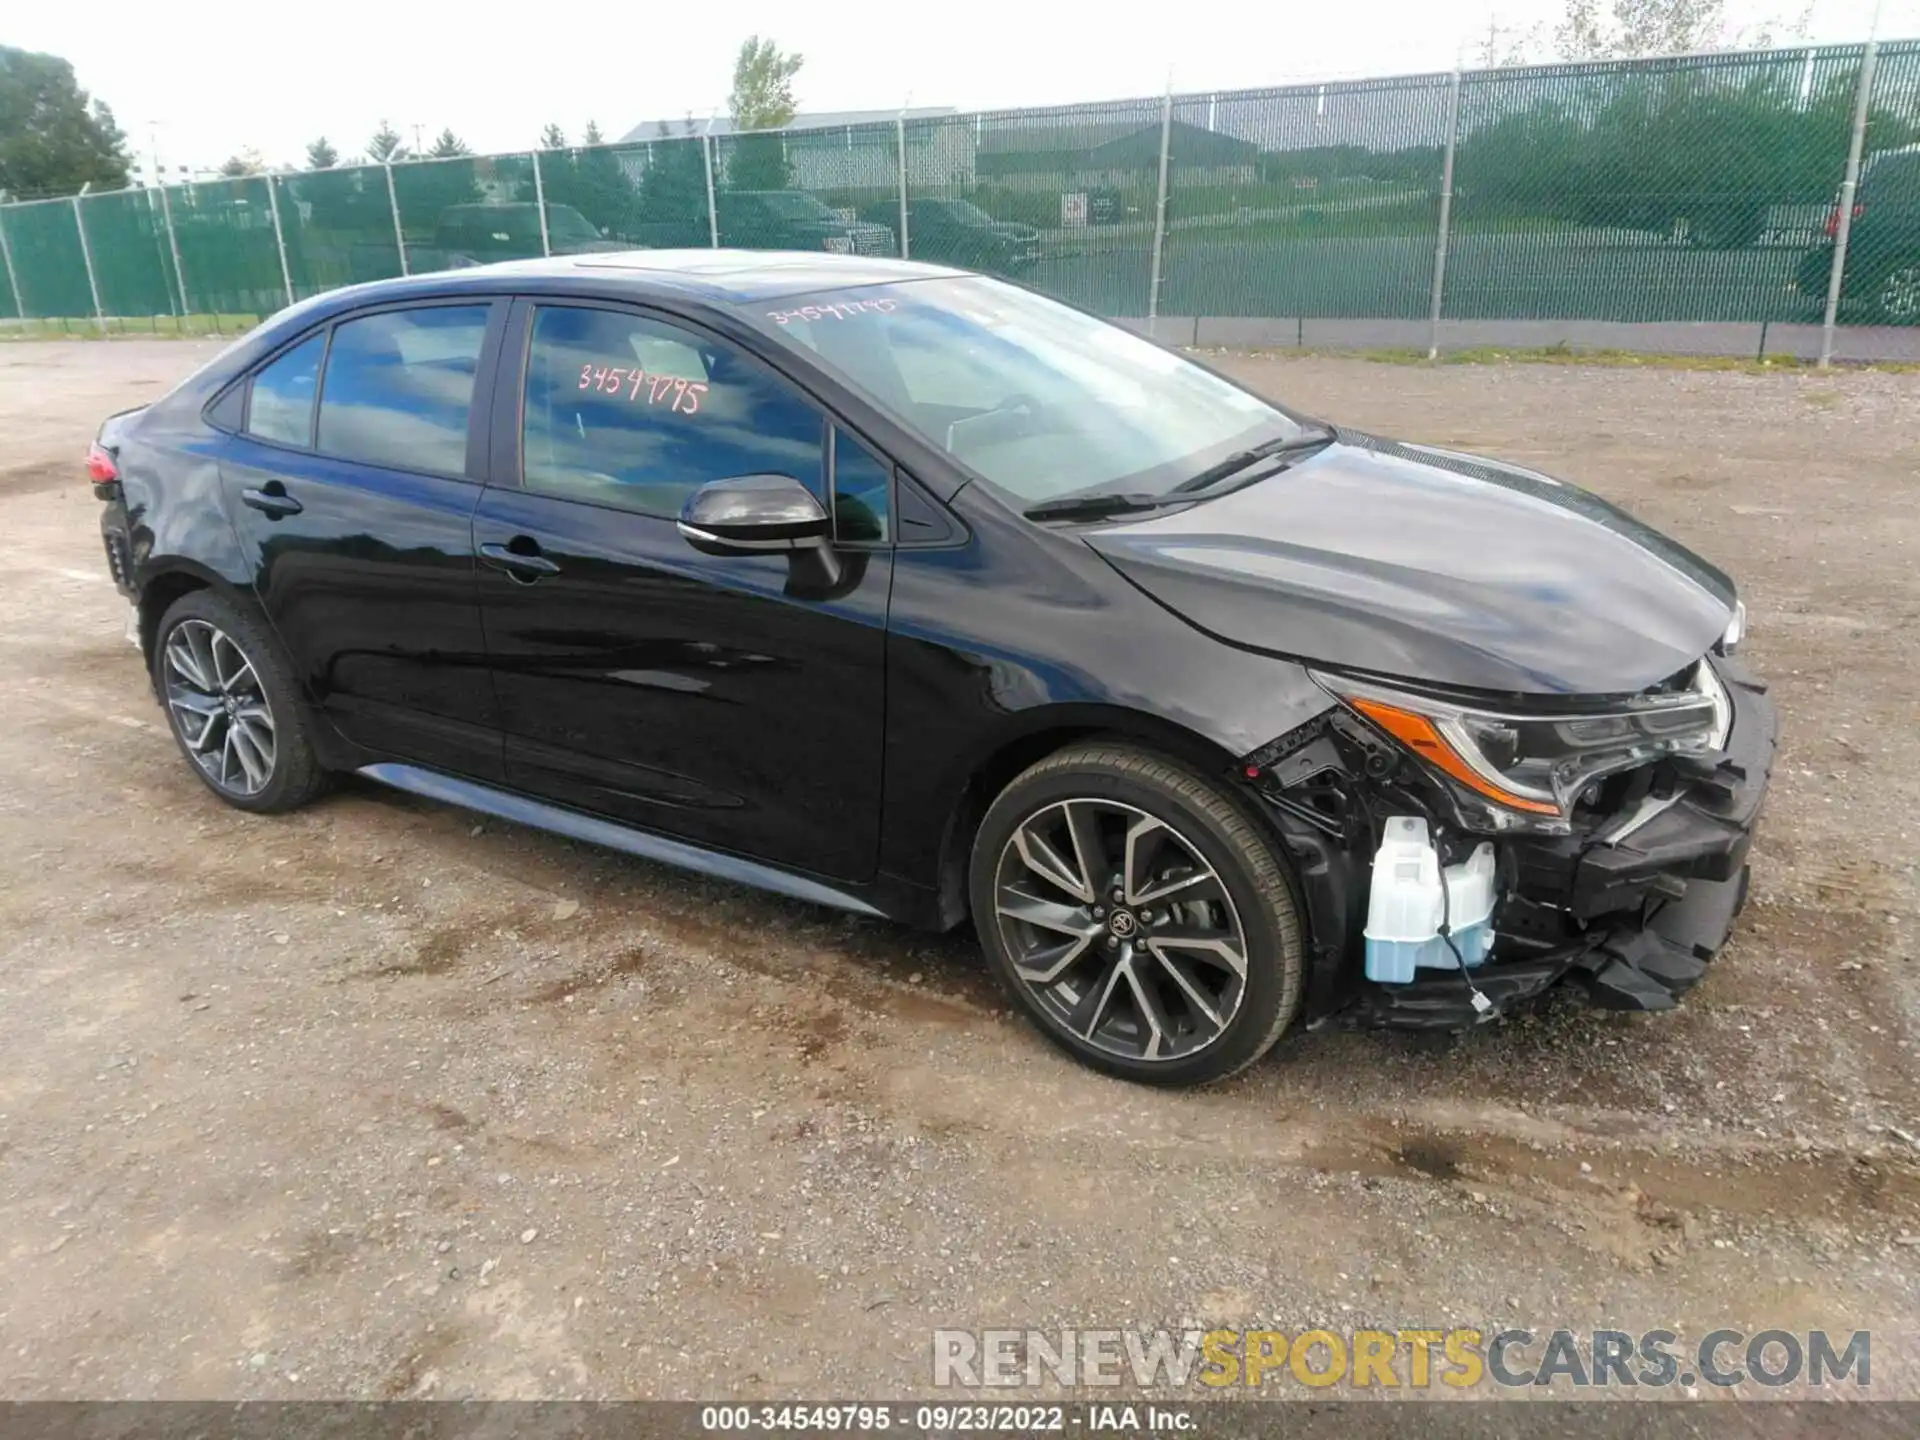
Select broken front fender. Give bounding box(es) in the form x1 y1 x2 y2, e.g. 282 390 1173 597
1244 656 1779 1030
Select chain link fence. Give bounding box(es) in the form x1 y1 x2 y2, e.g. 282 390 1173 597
2 38 1918 348
1161 73 1456 320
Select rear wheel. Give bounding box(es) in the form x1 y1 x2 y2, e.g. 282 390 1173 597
969 743 1304 1086
152 589 328 814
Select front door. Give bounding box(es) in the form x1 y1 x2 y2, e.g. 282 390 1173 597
472 300 893 882
219 300 504 778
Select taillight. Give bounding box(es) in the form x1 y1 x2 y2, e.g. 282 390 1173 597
86 442 119 485
1824 201 1865 239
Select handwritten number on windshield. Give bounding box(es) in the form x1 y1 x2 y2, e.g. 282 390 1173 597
766 298 898 325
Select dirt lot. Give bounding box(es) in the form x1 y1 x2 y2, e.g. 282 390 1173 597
0 340 1916 1401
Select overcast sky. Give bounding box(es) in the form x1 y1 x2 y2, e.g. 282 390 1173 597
13 0 1918 172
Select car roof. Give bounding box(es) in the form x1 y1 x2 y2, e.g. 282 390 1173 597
1862 145 1920 183
293 251 962 315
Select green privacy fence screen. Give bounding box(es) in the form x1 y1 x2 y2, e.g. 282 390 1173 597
1843 39 1920 321
920 97 1170 316
535 134 712 250
1443 45 1898 322
278 163 405 296
166 176 286 317
71 187 179 317
1161 73 1454 319
1 197 94 320
391 152 544 271
3 38 1918 332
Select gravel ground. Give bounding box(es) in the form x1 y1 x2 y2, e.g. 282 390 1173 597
0 340 1915 1401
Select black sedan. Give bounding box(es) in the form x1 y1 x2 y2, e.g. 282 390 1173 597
90 251 1773 1086
861 197 1042 273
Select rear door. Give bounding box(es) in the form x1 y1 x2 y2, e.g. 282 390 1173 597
219 298 505 779
471 299 893 881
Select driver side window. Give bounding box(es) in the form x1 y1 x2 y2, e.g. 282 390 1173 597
520 305 824 518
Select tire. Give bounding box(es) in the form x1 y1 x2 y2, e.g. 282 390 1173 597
151 588 329 814
1794 244 1836 301
1873 262 1920 324
969 742 1305 1086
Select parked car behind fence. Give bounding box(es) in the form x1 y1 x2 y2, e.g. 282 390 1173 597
1796 144 1920 321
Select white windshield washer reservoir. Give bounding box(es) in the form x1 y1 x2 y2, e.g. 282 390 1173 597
1363 816 1498 984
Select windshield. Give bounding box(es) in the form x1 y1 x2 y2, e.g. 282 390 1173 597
750 277 1300 504
759 192 835 221
547 206 600 242
933 199 997 225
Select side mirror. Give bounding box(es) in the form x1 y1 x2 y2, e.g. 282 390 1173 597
678 473 830 556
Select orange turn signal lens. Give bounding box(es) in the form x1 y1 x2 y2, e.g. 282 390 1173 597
1348 696 1562 817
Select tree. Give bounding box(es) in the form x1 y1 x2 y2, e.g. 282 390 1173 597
636 129 709 239
1473 17 1546 68
1451 61 1917 245
727 36 803 192
582 120 605 146
427 128 471 159
305 136 338 169
0 45 131 196
729 35 803 130
218 148 265 177
540 123 566 150
1556 0 1728 59
366 120 407 163
730 132 790 191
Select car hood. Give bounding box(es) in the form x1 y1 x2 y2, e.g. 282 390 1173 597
990 221 1040 241
1084 432 1737 697
789 218 888 234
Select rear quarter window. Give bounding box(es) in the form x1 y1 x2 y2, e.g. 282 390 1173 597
245 333 325 447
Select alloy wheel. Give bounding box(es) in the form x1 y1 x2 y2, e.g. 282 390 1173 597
163 618 277 797
1880 265 1920 323
992 798 1248 1063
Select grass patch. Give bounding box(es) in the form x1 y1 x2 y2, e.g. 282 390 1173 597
1209 343 1920 374
1169 211 1581 246
0 314 260 340
1348 345 1818 371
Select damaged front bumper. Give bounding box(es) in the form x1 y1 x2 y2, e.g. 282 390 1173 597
1251 658 1778 1031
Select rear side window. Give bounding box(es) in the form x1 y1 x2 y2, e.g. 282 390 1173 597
520 305 824 518
316 306 491 476
246 334 325 447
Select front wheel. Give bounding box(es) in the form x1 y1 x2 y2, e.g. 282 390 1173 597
969 743 1305 1086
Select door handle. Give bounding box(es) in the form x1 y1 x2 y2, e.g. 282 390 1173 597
479 540 561 581
240 484 303 519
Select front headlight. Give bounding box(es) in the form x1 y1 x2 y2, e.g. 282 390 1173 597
1317 661 1732 834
